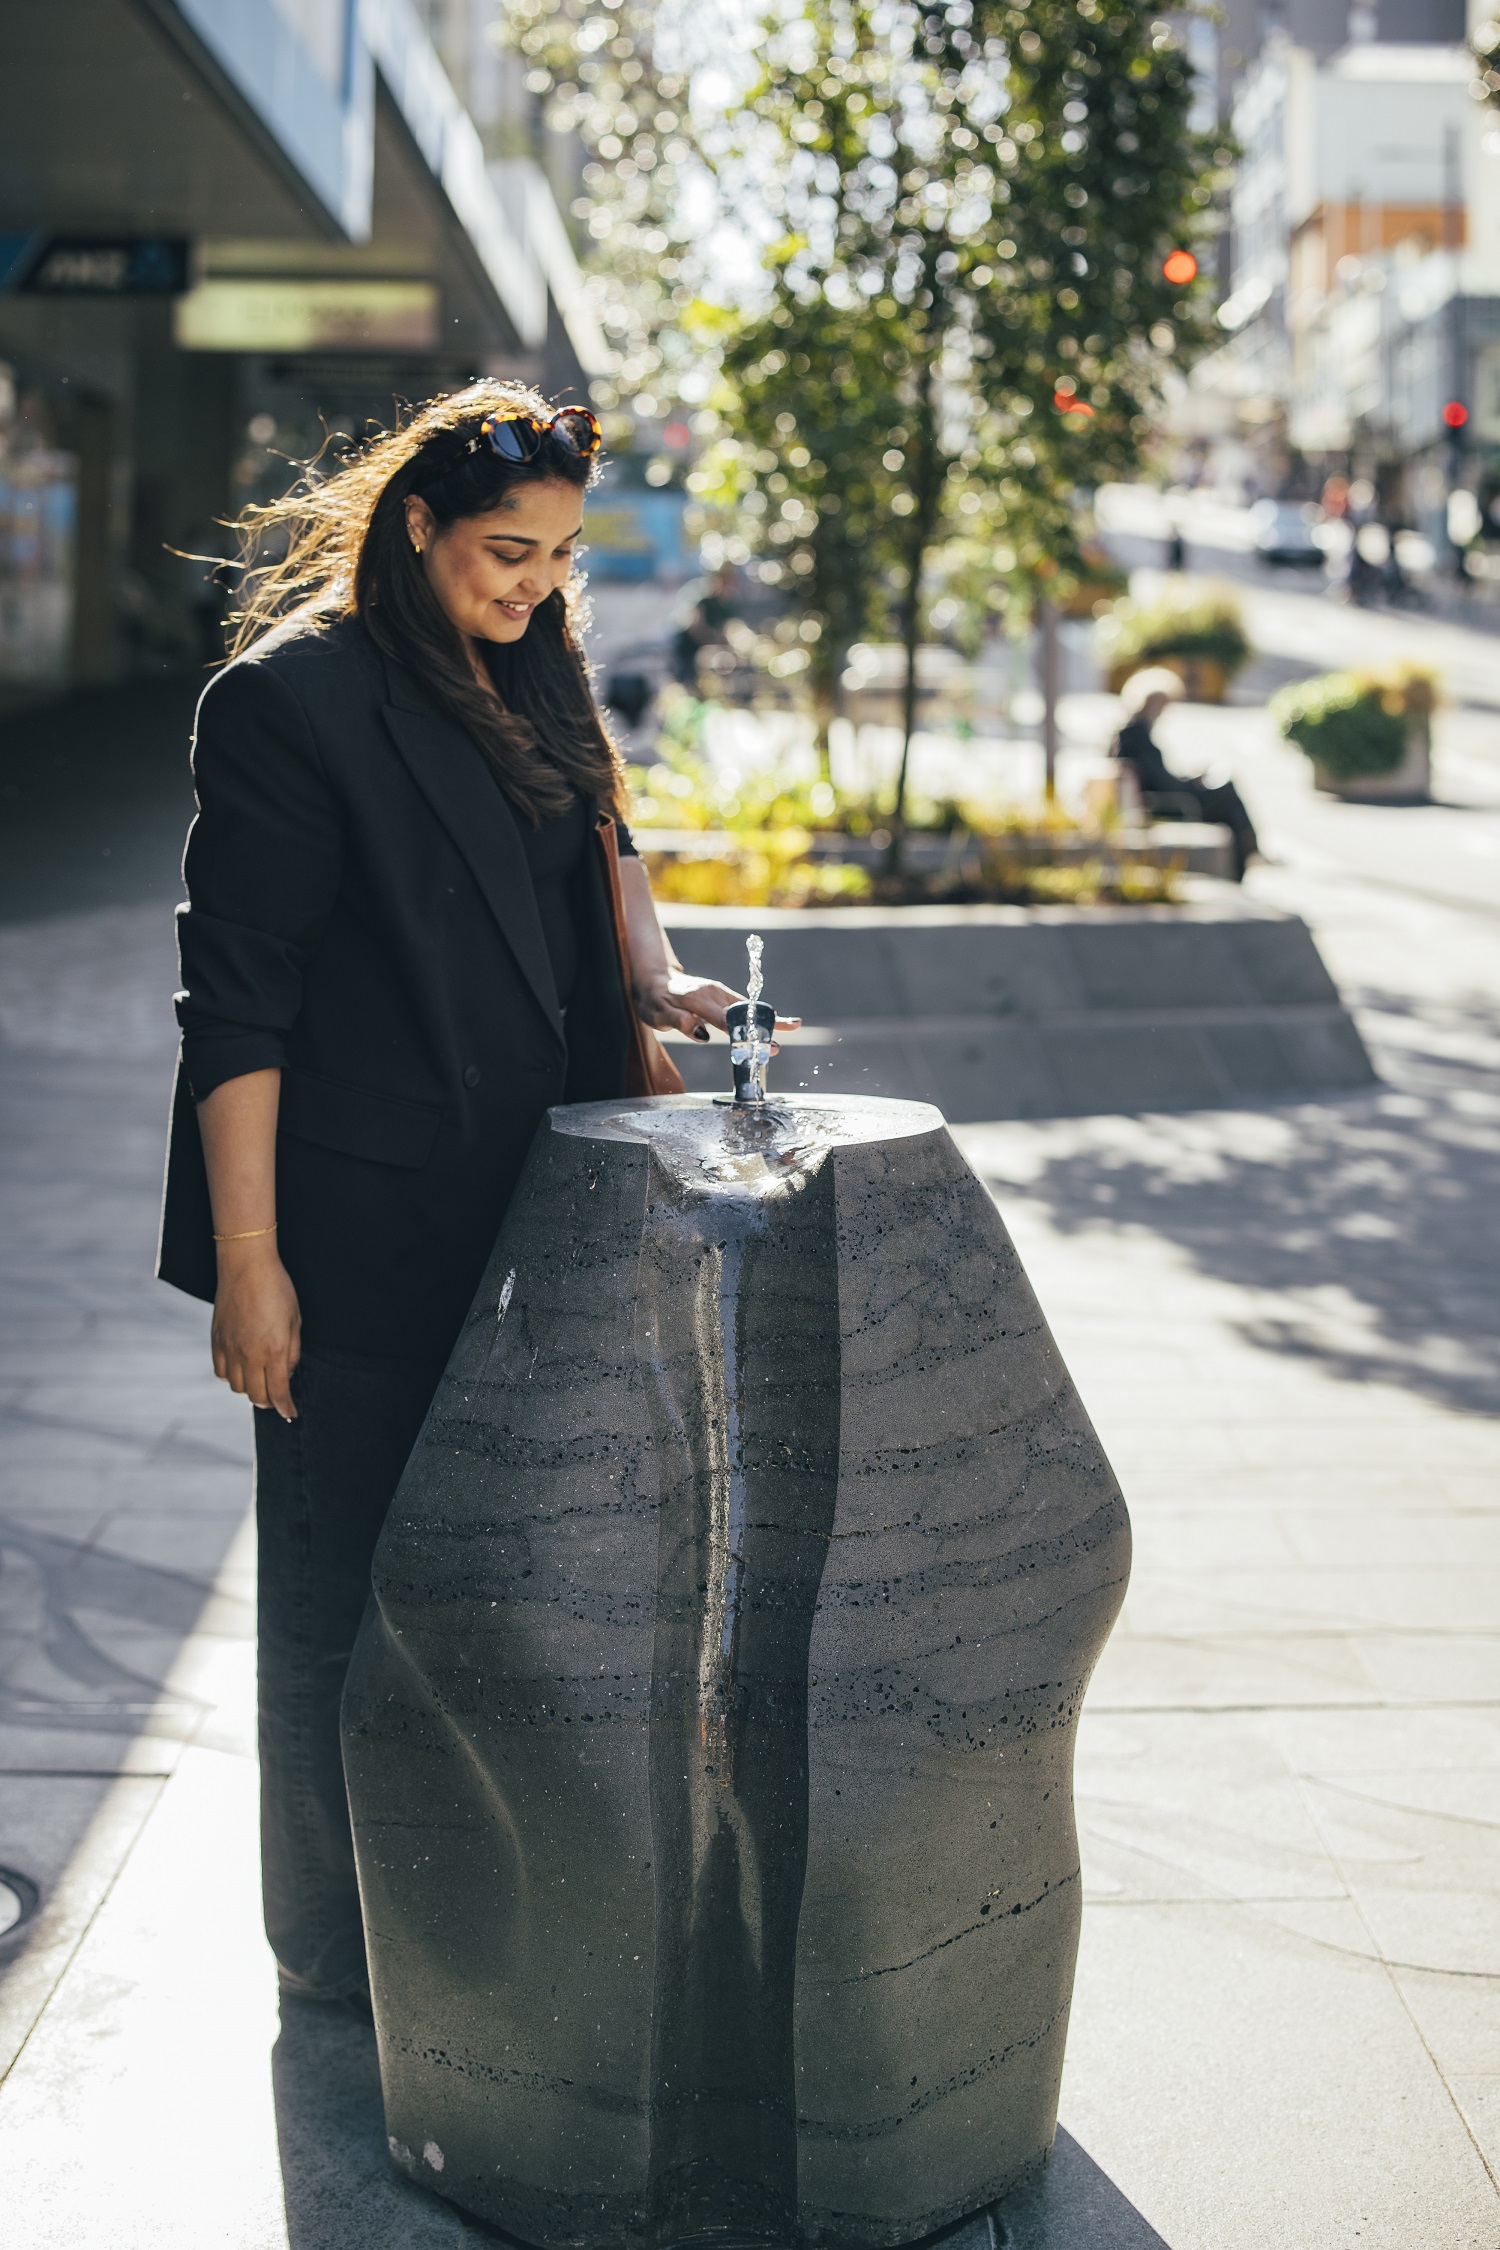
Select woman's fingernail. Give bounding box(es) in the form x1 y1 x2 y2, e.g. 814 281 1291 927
692 1025 710 1041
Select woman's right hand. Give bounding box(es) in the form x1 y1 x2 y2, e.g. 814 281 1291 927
211 1239 302 1419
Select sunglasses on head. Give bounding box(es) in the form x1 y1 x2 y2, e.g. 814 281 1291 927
463 406 603 465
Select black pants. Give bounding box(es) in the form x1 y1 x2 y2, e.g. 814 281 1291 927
253 1349 445 2000
1150 778 1259 880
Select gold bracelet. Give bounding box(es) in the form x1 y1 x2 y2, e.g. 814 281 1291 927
213 1222 278 1242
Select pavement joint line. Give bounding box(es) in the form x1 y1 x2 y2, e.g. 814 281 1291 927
0 1404 246 1464
1113 1630 1500 1640
1089 1700 1500 1713
3 1704 203 1717
0 1769 182 2092
1287 1759 1500 2196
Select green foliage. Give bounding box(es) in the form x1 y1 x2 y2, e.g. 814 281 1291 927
1096 578 1250 678
630 700 850 833
497 0 704 429
642 830 874 907
1269 673 1415 782
625 719 1183 903
500 0 1227 817
710 0 1224 814
625 718 867 904
967 0 1224 457
703 0 1224 603
973 853 1181 906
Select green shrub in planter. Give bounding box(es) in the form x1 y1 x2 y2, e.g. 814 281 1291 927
1269 672 1409 781
1095 578 1251 693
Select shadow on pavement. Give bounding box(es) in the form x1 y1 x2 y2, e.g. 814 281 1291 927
0 677 200 923
0 1510 243 1749
273 1998 492 2247
999 2129 1171 2248
968 993 1500 1421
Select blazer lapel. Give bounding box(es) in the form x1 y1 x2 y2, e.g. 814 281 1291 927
380 664 564 1047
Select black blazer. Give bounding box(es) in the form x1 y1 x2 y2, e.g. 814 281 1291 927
157 614 630 1363
1111 716 1177 797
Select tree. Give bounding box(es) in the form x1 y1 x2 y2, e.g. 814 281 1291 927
693 294 911 768
700 0 1222 841
499 0 707 427
501 0 1226 840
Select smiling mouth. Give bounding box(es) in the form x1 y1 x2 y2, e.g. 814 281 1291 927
497 600 534 618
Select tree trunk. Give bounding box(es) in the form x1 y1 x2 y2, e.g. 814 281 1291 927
1038 600 1061 802
888 574 921 876
886 350 939 878
810 658 836 783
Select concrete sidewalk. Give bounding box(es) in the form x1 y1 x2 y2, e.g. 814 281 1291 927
1 686 1498 2245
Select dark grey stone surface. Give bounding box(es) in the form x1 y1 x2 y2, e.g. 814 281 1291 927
343 1094 1130 2249
656 905 1375 1121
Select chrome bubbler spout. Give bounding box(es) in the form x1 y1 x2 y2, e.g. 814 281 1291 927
725 934 775 1106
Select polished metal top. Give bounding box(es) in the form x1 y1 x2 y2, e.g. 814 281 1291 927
727 931 775 1107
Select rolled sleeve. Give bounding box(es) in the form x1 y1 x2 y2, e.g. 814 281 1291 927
175 654 343 1101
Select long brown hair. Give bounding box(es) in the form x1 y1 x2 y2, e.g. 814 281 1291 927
228 379 626 824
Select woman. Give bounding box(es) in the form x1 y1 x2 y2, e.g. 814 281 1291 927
157 381 789 2015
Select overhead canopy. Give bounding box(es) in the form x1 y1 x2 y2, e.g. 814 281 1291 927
0 0 607 375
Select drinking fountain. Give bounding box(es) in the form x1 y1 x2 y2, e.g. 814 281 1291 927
342 936 1129 2248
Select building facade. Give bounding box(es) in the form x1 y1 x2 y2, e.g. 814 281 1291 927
1203 1 1500 535
0 0 606 697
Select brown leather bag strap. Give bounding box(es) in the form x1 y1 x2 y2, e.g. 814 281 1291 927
596 814 685 1099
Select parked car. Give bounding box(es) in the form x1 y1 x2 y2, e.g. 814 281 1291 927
1249 498 1324 566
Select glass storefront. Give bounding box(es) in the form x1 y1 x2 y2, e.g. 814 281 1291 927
0 372 77 687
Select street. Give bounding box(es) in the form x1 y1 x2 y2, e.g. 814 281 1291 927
0 541 1498 2246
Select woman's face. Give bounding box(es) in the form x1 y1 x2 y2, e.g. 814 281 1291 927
405 476 584 647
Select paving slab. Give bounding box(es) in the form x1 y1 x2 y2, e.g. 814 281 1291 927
1 668 1499 2243
0 883 252 2109
1057 1901 1498 2250
0 1771 162 2077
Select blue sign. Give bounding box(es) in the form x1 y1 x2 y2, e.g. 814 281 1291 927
583 488 690 582
0 236 191 296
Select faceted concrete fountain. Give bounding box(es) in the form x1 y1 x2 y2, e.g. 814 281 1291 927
343 989 1130 2248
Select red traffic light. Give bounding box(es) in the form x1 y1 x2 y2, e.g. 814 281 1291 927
1163 249 1198 285
1443 400 1470 429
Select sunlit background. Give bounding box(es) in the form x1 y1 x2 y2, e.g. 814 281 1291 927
3 6 1500 2249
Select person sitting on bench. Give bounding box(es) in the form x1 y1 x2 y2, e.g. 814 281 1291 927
1111 667 1260 882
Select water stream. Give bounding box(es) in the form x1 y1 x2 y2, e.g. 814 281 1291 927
632 1105 841 2247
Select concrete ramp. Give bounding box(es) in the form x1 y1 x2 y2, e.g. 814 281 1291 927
660 897 1375 1122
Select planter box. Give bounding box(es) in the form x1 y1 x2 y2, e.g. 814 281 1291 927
635 822 1237 881
659 895 1375 1124
1313 717 1431 804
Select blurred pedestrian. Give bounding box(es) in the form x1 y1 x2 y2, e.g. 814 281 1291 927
670 563 740 688
1111 667 1260 880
